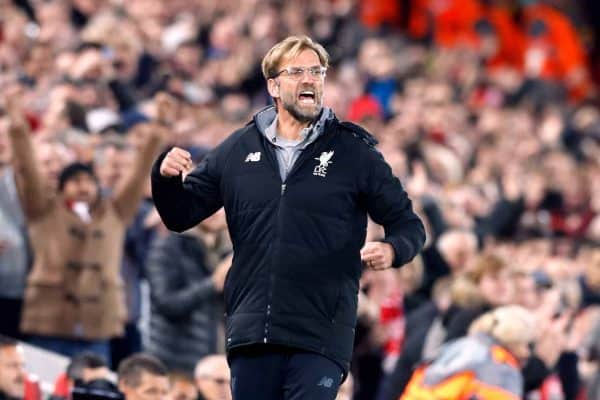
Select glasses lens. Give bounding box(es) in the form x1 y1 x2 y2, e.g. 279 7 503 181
281 67 325 80
309 66 324 77
288 68 304 79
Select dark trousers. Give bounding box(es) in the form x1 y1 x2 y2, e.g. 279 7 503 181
110 322 142 370
229 345 344 400
0 297 23 339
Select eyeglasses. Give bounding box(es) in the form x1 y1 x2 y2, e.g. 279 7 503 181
272 66 327 81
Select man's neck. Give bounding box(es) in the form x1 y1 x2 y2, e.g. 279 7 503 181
276 107 312 141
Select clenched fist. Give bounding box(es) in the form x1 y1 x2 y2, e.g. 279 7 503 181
160 147 192 177
361 241 395 270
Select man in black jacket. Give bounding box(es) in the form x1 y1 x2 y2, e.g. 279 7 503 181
151 35 425 400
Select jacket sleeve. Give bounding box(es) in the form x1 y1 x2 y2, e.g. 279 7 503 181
557 351 580 400
523 355 551 393
360 147 426 267
107 79 137 112
146 235 217 319
151 147 223 233
8 125 52 220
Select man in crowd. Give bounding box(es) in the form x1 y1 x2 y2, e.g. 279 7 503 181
6 94 170 362
167 373 197 400
51 352 112 400
118 354 169 400
152 35 425 399
0 335 25 400
194 355 231 400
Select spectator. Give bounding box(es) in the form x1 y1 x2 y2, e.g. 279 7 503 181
444 252 516 341
145 215 231 375
522 0 592 100
167 373 197 400
400 305 536 399
51 352 111 400
193 355 231 400
0 335 25 400
5 94 168 362
117 354 169 400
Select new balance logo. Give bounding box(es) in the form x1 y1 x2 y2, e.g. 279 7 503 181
317 376 334 388
245 152 261 162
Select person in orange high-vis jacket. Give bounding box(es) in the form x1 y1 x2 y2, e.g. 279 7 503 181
522 2 592 100
479 5 525 72
400 305 536 400
432 0 484 48
358 0 402 30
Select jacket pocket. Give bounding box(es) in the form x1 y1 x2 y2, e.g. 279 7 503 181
79 281 126 338
273 278 340 322
21 283 75 335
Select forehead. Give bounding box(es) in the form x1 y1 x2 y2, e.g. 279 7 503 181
172 380 196 393
279 49 321 68
139 372 169 390
67 172 96 182
0 345 24 362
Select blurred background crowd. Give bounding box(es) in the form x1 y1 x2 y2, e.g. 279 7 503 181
0 0 600 399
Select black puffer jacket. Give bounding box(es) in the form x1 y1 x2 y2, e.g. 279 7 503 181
151 108 425 372
145 233 222 374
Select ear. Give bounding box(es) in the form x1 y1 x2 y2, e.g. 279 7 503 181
118 381 128 394
267 78 280 99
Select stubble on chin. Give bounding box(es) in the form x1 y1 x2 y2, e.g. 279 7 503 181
283 99 322 124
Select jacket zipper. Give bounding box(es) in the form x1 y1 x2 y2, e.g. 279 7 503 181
260 125 333 344
261 136 282 344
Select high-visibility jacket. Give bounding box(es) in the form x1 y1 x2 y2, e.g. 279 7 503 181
522 4 591 99
483 6 524 71
400 334 522 400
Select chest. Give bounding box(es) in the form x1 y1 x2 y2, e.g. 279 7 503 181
221 136 360 216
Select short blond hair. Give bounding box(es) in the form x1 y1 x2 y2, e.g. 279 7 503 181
261 35 329 79
469 306 535 350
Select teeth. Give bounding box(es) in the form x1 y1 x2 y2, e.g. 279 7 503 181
300 91 314 96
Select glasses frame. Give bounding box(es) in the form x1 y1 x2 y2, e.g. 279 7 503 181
271 65 327 81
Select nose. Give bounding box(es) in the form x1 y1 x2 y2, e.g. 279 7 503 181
300 70 313 83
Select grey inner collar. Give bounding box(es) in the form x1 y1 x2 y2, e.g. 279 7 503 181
257 106 333 149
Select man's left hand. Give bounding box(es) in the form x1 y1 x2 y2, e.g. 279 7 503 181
360 241 395 270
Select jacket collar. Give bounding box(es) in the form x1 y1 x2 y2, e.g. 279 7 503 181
253 105 334 145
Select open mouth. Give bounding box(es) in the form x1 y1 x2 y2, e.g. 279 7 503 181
298 90 316 104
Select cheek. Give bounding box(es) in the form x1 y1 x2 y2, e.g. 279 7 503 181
281 86 296 100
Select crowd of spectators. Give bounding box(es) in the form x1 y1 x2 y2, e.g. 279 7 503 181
1 0 600 399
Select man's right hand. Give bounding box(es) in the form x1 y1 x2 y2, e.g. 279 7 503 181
159 147 192 177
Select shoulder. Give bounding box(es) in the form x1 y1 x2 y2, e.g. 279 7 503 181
215 124 256 154
202 124 258 171
335 120 379 149
475 350 522 395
